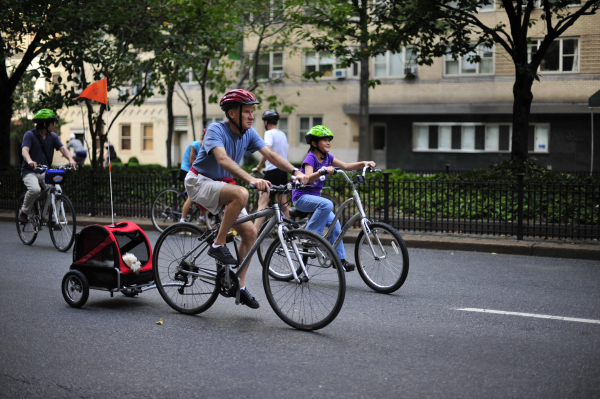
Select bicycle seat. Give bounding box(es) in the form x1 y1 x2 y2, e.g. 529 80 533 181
290 209 311 219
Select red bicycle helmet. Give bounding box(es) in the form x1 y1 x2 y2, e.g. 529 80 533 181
220 89 260 134
219 89 259 111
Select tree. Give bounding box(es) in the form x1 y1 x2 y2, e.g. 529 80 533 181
230 0 305 113
297 0 422 161
0 0 109 168
380 0 600 162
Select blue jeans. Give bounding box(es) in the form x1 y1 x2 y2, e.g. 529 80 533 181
294 194 346 260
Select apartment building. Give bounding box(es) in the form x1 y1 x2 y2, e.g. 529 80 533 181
55 4 600 172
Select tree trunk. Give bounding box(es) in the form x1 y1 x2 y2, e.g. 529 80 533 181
511 67 535 162
0 96 13 169
358 52 371 161
166 83 175 168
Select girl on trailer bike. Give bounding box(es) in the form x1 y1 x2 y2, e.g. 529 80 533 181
19 109 77 226
292 125 376 272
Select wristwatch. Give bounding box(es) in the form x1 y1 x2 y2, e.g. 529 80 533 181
291 168 300 174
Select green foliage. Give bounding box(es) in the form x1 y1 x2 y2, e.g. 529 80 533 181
127 156 140 165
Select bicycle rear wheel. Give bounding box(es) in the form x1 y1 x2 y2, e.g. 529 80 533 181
153 223 219 314
16 193 39 246
263 229 345 331
355 222 409 294
151 188 186 233
50 194 76 252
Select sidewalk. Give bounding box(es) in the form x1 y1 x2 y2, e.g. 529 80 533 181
3 211 599 261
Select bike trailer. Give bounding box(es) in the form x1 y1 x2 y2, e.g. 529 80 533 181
69 221 153 290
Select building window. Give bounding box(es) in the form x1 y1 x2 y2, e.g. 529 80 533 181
256 51 284 80
373 48 417 77
372 124 386 150
278 117 288 134
478 0 495 11
528 38 579 73
142 124 153 151
121 125 131 150
413 123 548 153
444 44 494 76
298 116 323 145
181 69 197 84
304 51 340 77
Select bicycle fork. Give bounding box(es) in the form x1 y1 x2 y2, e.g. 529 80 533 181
277 224 310 283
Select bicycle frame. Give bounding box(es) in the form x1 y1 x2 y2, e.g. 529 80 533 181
325 167 384 259
165 189 314 305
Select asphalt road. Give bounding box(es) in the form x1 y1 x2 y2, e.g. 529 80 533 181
1 221 599 398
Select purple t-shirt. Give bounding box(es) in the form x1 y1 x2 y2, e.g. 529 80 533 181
292 152 334 202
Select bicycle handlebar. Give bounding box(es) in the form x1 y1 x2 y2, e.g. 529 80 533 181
35 165 74 171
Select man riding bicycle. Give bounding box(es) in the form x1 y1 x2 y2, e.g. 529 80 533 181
184 89 308 309
19 109 77 226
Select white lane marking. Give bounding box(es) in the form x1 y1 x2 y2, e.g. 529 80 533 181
455 308 600 325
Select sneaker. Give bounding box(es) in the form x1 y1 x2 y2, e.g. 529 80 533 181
18 211 28 224
47 220 62 231
340 259 355 272
239 288 260 309
302 239 319 247
208 245 238 265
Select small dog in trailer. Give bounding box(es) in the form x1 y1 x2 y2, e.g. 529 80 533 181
121 252 142 274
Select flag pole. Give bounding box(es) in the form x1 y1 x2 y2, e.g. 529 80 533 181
106 101 115 226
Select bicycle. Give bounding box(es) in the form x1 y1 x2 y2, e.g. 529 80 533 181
258 166 409 294
16 165 77 252
152 180 346 331
150 187 217 233
151 185 260 233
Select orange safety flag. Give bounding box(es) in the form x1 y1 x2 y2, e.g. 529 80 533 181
78 77 108 105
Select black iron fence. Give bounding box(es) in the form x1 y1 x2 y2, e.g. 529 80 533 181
1 170 598 240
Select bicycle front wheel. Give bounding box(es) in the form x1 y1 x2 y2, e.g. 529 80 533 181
16 193 39 246
355 222 409 294
151 188 186 233
263 229 345 331
153 223 219 314
50 194 76 252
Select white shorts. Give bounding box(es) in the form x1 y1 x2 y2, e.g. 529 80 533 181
184 171 248 218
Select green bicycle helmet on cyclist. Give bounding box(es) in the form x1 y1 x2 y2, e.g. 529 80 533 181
33 109 59 122
32 109 59 130
305 125 334 145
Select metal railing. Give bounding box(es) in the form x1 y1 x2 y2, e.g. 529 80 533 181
2 170 598 240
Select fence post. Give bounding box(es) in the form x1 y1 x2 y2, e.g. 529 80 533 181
170 169 178 188
445 164 450 174
383 172 391 224
517 173 525 240
89 168 96 216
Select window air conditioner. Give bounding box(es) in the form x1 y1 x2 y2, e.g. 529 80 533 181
404 66 418 76
334 69 347 79
270 71 284 81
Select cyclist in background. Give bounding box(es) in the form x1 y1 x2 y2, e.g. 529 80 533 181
292 125 376 272
179 129 205 224
67 133 87 168
185 89 308 309
252 110 291 232
19 109 77 226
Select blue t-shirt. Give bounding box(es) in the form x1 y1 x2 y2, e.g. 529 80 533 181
292 152 334 202
191 121 265 180
21 128 64 177
181 140 201 172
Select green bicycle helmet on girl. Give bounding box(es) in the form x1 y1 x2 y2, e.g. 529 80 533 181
304 125 334 145
32 109 59 122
